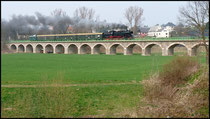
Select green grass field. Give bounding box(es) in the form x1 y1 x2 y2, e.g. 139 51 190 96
1 53 176 85
1 53 206 117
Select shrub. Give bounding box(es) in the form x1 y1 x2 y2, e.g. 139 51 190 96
159 56 200 87
138 56 209 118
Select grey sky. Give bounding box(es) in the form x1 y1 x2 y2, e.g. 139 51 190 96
1 1 187 27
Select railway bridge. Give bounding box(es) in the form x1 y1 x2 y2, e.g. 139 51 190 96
7 40 208 56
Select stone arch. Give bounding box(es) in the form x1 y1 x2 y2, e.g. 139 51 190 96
45 44 54 53
80 44 91 54
26 44 33 53
18 44 25 53
10 44 17 52
55 44 65 54
144 43 162 56
109 43 124 55
93 44 106 54
167 43 188 56
35 44 44 53
68 44 78 54
126 43 142 55
191 43 207 56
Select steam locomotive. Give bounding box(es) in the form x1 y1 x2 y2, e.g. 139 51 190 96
102 30 133 40
29 30 133 41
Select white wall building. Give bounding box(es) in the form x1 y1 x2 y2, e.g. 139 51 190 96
147 25 162 37
148 25 174 38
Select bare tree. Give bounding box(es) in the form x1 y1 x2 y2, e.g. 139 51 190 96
179 1 209 64
74 7 95 20
50 9 72 34
88 8 95 20
125 7 134 31
124 6 144 35
133 6 144 35
73 7 96 33
51 8 67 17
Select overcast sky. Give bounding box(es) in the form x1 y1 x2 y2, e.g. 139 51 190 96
1 1 188 27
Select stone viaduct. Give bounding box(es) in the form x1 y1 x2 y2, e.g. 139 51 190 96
7 40 208 56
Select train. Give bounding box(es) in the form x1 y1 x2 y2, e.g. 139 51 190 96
29 30 133 41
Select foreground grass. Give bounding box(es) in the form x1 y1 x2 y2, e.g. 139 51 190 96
1 53 206 117
1 83 143 118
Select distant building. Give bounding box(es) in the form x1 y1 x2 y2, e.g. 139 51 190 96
147 25 162 37
147 25 174 38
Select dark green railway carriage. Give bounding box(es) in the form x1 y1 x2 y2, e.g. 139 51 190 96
29 33 103 41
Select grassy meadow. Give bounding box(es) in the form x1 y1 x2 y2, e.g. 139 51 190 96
1 53 206 117
1 53 176 85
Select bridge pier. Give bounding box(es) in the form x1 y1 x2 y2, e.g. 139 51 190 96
64 47 68 54
187 48 192 56
53 45 56 54
78 48 81 54
32 47 36 53
142 48 146 56
162 48 168 56
43 48 45 54
24 46 27 53
91 47 94 55
124 48 127 55
106 48 110 55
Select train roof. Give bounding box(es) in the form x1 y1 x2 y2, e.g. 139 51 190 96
30 33 103 37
